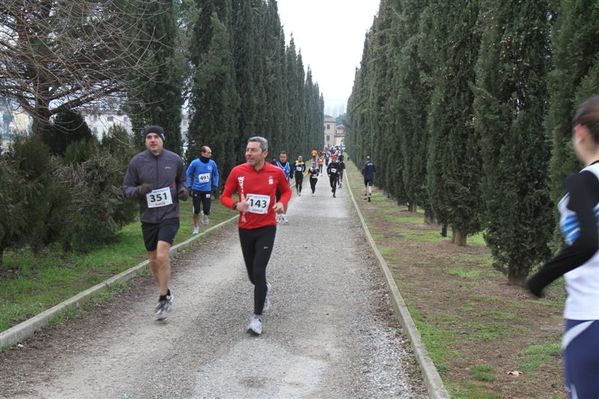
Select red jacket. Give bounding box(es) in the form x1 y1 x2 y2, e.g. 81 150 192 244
221 162 291 229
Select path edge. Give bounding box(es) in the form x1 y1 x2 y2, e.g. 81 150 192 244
345 170 450 399
0 215 239 350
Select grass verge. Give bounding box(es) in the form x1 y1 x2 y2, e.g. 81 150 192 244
0 201 235 333
345 160 565 399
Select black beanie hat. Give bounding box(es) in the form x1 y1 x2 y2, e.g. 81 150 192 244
144 125 165 142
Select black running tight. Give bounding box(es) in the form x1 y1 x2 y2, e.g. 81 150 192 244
238 226 276 315
310 177 318 193
295 174 303 193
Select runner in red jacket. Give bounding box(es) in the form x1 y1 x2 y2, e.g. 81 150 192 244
221 136 291 335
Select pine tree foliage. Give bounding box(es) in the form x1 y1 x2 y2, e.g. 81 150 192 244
127 0 185 154
345 0 599 280
547 0 599 205
473 0 553 283
187 0 324 179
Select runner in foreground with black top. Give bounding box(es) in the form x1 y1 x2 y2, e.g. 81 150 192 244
221 136 292 335
527 96 599 399
122 125 188 321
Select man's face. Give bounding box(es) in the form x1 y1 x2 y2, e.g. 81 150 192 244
279 153 287 163
202 147 212 158
246 141 267 166
145 133 163 153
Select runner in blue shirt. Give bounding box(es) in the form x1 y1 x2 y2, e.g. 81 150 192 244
275 151 291 224
186 146 219 234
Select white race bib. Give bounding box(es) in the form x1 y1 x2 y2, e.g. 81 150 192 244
198 173 210 184
330 168 337 173
296 166 303 171
246 194 270 214
146 187 173 208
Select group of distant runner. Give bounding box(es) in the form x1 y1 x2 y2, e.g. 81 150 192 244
123 130 376 335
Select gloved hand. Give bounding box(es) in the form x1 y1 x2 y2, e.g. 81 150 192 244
211 188 220 200
178 187 189 201
525 278 544 299
138 183 152 195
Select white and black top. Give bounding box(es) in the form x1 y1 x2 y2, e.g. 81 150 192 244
528 161 599 320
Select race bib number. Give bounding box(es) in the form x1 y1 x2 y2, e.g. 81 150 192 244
246 194 270 214
198 173 210 184
146 187 173 208
296 166 303 171
330 168 337 173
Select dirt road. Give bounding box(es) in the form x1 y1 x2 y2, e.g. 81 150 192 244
0 176 426 399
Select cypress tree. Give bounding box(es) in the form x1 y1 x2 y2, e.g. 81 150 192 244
187 0 239 179
547 0 599 206
395 0 433 215
473 0 553 283
127 0 184 153
425 0 482 245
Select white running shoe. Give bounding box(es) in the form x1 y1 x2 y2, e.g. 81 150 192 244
263 283 272 312
247 314 263 335
192 226 199 234
155 299 170 321
202 214 209 225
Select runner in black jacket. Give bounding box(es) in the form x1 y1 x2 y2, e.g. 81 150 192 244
123 125 188 321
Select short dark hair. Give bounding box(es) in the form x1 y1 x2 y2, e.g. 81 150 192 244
574 96 599 144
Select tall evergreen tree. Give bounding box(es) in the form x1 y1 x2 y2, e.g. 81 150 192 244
473 0 553 283
127 0 184 153
547 0 599 206
394 0 433 215
187 0 239 179
425 0 482 245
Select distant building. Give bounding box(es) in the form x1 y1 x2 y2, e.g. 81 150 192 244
333 124 345 146
82 110 133 140
0 105 32 152
324 115 336 147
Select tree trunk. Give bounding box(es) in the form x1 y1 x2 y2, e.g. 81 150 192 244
453 228 467 246
507 266 528 286
424 209 435 224
0 245 4 268
408 203 417 212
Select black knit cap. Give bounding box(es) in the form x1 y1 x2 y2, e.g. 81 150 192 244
144 125 165 142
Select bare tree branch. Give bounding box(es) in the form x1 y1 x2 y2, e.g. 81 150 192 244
0 0 172 136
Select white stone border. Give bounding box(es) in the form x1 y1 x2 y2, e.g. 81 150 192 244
345 169 450 399
0 215 239 350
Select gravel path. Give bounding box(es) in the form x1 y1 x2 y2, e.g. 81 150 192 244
0 176 427 399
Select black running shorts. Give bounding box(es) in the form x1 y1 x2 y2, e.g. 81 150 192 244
141 218 180 251
364 177 374 187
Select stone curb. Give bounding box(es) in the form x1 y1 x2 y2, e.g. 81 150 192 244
345 170 450 399
0 215 239 350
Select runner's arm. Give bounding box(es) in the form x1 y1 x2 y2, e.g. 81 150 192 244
276 169 292 208
220 169 238 209
527 172 599 297
212 161 219 189
122 160 142 198
185 161 195 188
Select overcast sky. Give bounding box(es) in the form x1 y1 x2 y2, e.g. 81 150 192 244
277 0 380 117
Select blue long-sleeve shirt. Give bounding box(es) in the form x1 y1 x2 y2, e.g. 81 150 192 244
186 158 219 192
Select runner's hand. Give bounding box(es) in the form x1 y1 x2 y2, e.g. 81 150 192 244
273 201 285 214
138 183 152 195
178 187 189 201
236 200 249 213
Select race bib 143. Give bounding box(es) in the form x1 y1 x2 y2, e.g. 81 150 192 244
246 193 270 214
